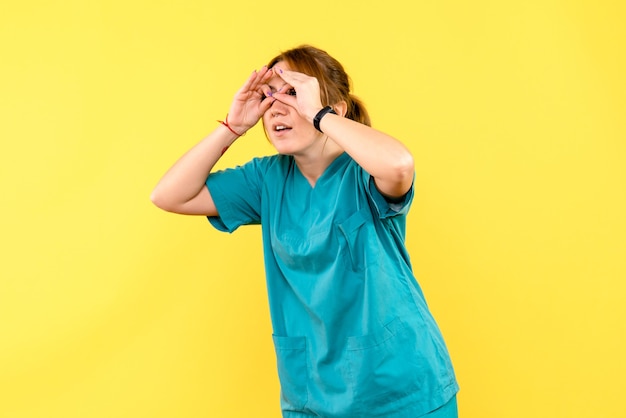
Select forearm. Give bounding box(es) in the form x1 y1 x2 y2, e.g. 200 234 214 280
319 114 414 193
150 124 238 210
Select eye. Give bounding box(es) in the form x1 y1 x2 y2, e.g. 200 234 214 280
287 88 297 96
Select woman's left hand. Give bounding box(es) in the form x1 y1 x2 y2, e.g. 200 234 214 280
271 67 325 124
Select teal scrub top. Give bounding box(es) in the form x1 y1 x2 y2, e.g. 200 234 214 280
206 152 458 418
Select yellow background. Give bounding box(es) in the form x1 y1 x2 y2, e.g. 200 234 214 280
1 1 625 417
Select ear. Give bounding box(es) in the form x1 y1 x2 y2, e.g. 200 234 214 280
333 100 348 117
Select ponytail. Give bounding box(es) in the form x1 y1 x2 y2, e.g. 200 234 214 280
347 94 371 127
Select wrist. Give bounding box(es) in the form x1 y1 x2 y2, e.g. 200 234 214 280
217 114 246 137
313 106 337 133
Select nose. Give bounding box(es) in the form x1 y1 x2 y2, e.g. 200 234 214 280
269 99 288 117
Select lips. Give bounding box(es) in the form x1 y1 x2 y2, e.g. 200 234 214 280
271 122 293 137
273 123 292 132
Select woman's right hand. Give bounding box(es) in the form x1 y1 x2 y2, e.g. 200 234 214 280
225 66 276 135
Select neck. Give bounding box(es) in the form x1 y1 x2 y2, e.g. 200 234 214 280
293 141 344 187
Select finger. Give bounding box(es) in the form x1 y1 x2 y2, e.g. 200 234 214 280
272 92 298 109
271 83 296 104
259 66 273 81
234 70 259 95
273 66 298 84
259 81 289 101
273 67 311 85
274 67 298 87
257 98 273 115
258 82 275 100
259 95 276 113
250 66 273 90
257 83 277 112
244 68 272 97
258 80 281 103
235 67 272 97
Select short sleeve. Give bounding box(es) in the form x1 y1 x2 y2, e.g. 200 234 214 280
205 157 268 233
362 170 414 219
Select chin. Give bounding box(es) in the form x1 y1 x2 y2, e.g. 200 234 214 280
272 146 297 156
267 139 294 155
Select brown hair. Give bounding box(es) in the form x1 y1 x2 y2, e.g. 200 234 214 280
267 45 371 127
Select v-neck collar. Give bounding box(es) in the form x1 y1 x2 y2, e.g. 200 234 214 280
293 152 349 190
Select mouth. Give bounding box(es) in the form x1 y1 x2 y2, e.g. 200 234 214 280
273 124 293 134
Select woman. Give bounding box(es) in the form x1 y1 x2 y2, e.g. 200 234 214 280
151 45 459 418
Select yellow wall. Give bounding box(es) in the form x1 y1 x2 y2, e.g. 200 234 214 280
1 1 624 417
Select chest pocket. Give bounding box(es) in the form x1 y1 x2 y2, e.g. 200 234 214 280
272 227 339 274
336 207 378 272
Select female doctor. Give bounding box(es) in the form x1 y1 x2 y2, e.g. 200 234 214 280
151 45 459 418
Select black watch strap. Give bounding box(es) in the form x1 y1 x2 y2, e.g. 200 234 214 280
313 106 337 133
